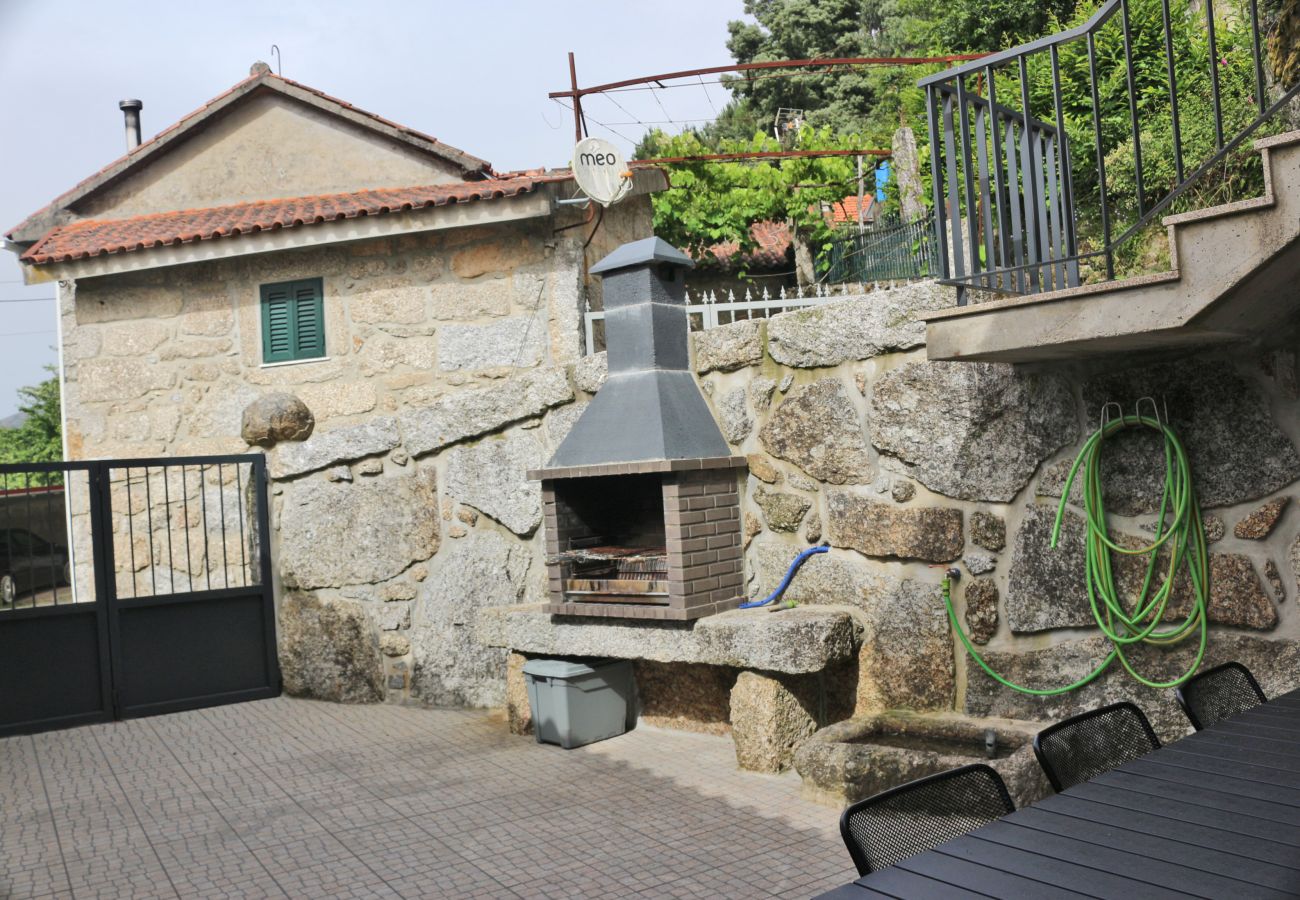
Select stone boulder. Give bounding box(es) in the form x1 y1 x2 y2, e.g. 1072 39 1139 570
965 634 1300 742
765 283 950 368
573 351 607 393
278 592 384 703
279 468 439 589
964 578 999 644
716 387 752 445
971 511 1007 551
855 575 955 712
1205 514 1226 542
1039 361 1300 514
543 400 588 449
505 652 533 735
729 672 819 773
871 361 1077 502
693 320 764 373
270 418 401 479
411 531 533 708
1234 497 1289 539
443 429 546 535
1006 506 1090 632
634 661 735 735
827 491 963 562
438 314 546 371
749 376 777 411
1008 505 1278 632
399 367 572 457
1265 559 1287 602
1292 534 1300 593
759 379 872 484
746 454 781 484
752 486 811 533
241 392 314 446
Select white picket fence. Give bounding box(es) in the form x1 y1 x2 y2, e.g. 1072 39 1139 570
582 281 883 355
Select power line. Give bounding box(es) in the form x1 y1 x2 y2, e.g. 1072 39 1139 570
699 75 719 115
0 329 56 337
551 98 640 146
0 297 55 304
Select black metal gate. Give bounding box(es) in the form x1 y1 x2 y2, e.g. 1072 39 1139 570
0 455 279 737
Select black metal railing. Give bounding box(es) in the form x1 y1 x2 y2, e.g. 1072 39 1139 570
0 455 267 611
105 457 265 601
824 214 938 283
922 0 1300 303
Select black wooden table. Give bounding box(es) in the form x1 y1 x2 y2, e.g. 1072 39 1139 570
816 687 1300 899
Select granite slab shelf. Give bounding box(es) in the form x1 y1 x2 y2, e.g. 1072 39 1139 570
477 603 861 674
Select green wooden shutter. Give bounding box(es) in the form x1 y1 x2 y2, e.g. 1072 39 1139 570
260 278 324 363
291 280 325 359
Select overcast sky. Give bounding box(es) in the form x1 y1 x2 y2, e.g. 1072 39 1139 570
0 0 747 418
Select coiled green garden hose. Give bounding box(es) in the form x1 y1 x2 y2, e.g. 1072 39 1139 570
944 413 1210 695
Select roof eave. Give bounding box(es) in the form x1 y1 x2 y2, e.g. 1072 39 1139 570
20 186 555 282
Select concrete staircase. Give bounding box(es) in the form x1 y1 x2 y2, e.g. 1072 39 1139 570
924 130 1300 363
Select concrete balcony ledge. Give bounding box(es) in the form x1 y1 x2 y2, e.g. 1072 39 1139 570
477 603 861 675
920 128 1300 363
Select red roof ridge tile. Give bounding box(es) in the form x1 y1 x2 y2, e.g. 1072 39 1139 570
21 175 564 266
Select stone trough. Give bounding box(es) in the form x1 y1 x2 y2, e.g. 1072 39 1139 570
794 711 1051 809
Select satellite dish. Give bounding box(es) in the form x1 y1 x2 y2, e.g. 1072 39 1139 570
572 137 634 207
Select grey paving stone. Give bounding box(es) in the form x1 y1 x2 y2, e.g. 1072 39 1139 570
1 696 853 899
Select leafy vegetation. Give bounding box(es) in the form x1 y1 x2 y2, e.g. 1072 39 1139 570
0 371 63 488
641 0 1292 280
637 127 866 258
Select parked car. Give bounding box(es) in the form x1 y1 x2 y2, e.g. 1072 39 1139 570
0 528 71 605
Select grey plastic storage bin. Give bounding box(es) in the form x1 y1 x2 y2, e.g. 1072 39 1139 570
523 658 635 749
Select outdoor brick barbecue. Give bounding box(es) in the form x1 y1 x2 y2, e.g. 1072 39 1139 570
529 237 747 620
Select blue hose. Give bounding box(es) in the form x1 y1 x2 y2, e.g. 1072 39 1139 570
738 544 830 609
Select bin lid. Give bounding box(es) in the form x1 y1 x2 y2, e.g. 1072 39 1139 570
522 658 608 679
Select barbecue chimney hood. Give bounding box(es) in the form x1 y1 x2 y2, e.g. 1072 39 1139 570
545 236 731 469
530 236 747 621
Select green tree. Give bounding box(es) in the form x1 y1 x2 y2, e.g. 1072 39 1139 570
714 0 1083 143
901 0 1080 54
0 369 63 488
638 126 868 262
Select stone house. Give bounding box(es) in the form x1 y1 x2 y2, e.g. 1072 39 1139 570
5 63 663 707
8 62 1300 784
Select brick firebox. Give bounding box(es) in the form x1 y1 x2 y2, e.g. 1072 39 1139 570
534 457 747 621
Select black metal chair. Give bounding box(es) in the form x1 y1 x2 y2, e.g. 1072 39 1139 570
839 763 1015 876
1175 661 1267 731
1032 701 1161 792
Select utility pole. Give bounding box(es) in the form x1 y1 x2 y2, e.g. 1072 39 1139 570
568 52 585 144
856 155 865 234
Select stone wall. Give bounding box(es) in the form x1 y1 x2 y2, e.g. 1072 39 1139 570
582 281 1300 741
59 228 1300 737
58 207 644 709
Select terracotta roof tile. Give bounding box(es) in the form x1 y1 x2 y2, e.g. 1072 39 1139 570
703 221 793 270
22 175 562 265
826 195 875 225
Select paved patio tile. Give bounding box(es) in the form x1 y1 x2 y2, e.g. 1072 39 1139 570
1 697 854 898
